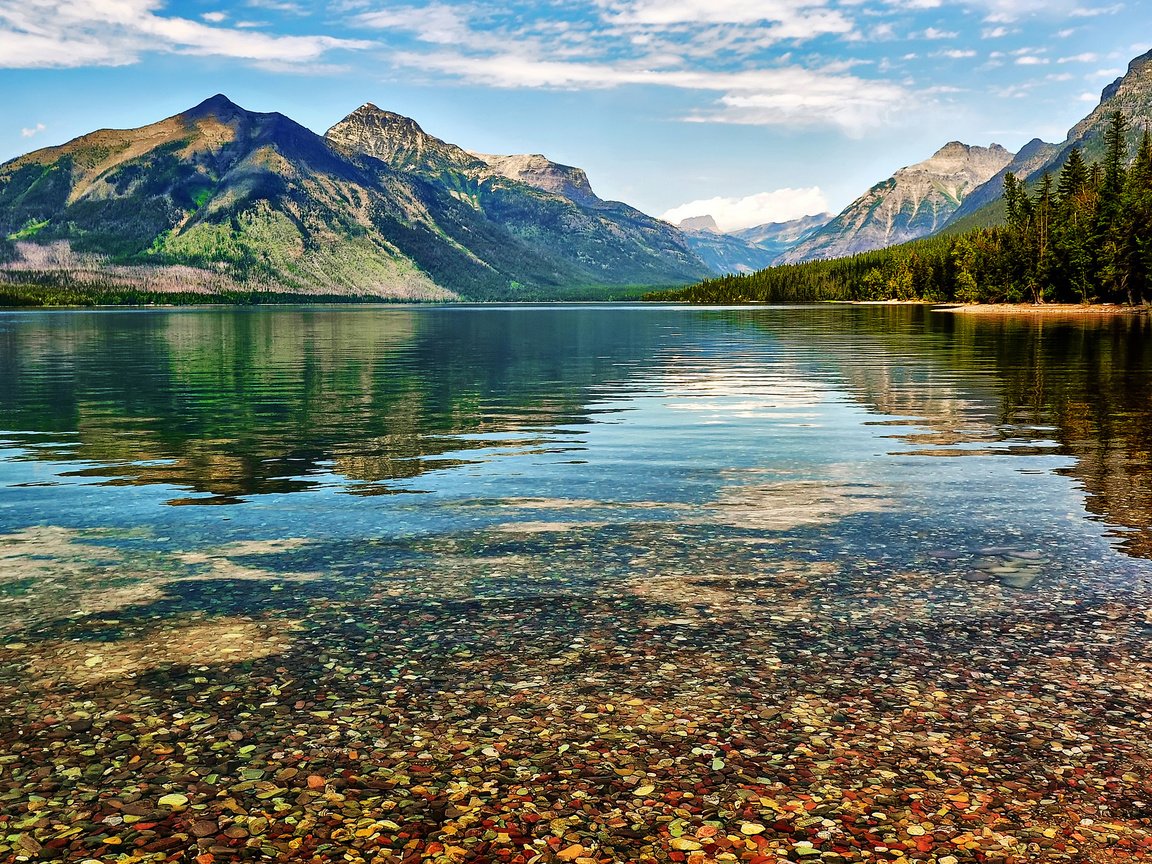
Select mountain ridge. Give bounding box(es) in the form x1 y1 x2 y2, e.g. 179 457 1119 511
941 47 1152 232
676 213 833 274
783 141 1013 263
0 96 710 300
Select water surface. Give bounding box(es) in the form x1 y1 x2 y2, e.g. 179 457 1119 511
1 305 1150 862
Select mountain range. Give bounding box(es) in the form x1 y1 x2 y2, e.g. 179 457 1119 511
687 47 1152 268
673 138 1015 268
3 47 1150 299
0 96 710 300
675 213 832 274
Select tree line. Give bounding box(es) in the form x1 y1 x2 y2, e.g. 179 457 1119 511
652 112 1152 306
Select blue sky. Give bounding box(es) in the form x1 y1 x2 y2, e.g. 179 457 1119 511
0 0 1146 230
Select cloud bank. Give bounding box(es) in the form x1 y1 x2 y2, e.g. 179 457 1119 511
662 188 830 231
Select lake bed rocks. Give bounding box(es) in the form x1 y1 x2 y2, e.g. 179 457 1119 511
0 519 1149 863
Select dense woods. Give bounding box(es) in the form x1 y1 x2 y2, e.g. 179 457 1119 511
654 113 1152 306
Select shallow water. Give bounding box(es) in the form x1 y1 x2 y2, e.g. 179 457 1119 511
1 304 1151 862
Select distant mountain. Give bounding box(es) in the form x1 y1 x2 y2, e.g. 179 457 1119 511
783 142 1013 263
678 223 780 275
679 215 720 232
0 96 708 300
676 213 832 274
731 214 833 261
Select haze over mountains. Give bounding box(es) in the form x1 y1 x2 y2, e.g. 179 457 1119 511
676 214 832 274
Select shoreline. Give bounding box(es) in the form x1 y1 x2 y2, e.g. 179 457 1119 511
934 302 1150 315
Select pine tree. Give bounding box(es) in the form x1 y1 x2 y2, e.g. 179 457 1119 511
1122 127 1152 304
1032 173 1054 302
1096 111 1131 302
1057 148 1089 201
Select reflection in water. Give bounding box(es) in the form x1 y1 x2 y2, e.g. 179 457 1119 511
1 306 1151 863
2 305 1150 554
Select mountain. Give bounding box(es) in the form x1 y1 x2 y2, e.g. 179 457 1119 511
1061 48 1152 164
678 222 780 275
943 138 1061 229
676 213 832 275
943 48 1152 232
469 152 601 207
679 215 720 232
325 105 708 289
730 214 833 261
782 142 1013 263
0 96 708 301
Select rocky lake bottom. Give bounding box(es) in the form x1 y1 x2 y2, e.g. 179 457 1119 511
0 305 1150 863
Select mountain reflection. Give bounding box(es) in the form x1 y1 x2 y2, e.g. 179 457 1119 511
0 308 662 498
1 304 1150 558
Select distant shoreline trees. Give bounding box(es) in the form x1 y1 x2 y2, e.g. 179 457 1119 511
653 112 1152 306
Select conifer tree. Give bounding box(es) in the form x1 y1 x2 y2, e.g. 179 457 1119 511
1057 148 1089 201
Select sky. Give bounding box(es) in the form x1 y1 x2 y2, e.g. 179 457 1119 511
0 0 1147 231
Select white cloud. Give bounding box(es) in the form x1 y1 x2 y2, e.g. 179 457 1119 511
981 26 1010 37
662 187 829 231
888 0 1118 21
602 0 845 26
1057 52 1098 63
394 52 910 134
20 123 47 138
202 11 227 23
936 49 977 58
354 4 471 45
1068 4 1123 16
921 27 958 39
1016 55 1049 65
0 0 371 68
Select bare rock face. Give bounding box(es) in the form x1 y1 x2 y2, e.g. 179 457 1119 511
470 152 602 207
677 214 721 233
1062 48 1152 161
783 142 1013 263
325 104 486 176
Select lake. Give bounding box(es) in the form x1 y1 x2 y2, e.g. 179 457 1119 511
1 304 1150 862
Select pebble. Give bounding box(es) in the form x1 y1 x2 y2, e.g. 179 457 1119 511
1 524 1148 864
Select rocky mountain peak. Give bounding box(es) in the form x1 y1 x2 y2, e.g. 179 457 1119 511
1101 48 1152 103
325 106 484 175
469 152 601 207
905 142 1012 179
678 215 719 232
